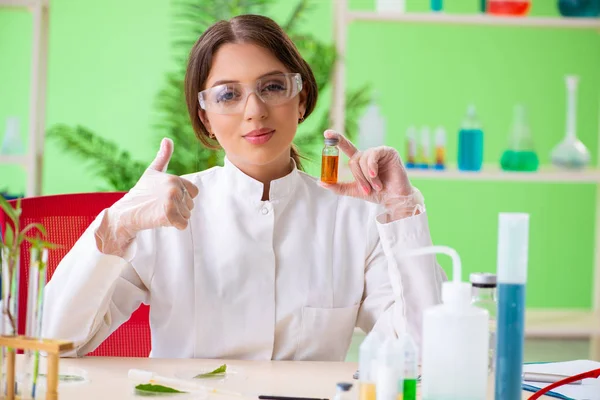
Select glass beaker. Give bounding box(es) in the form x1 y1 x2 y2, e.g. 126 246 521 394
500 105 539 172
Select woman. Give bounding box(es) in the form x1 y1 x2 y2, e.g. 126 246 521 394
42 14 446 361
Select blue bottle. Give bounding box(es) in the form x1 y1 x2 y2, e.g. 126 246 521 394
458 105 484 172
494 213 530 400
431 0 443 11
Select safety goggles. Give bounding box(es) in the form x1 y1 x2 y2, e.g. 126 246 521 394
198 72 302 115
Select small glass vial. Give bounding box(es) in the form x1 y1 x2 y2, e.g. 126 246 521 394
470 272 497 374
321 137 339 184
333 382 353 400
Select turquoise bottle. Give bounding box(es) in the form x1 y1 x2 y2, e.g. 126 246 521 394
457 105 484 172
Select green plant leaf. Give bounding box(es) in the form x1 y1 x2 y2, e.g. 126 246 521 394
0 195 17 227
14 198 22 218
24 237 59 250
47 124 147 191
135 383 186 394
5 225 14 248
194 364 227 378
20 223 47 239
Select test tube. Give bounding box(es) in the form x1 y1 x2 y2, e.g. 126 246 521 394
359 332 381 400
403 334 418 400
23 247 48 399
494 213 529 400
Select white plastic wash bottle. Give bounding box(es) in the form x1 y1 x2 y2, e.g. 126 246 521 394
404 246 489 400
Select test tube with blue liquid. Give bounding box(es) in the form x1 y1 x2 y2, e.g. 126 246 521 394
494 213 529 400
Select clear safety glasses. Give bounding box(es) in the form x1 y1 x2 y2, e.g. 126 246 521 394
198 73 302 115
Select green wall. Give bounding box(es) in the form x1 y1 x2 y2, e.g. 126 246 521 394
1 0 598 309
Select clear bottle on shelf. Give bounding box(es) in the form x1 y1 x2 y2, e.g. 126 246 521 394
551 75 591 170
376 0 406 13
0 117 24 155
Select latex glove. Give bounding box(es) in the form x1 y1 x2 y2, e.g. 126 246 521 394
95 138 200 256
319 130 423 221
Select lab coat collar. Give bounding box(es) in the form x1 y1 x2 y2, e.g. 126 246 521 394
223 157 301 202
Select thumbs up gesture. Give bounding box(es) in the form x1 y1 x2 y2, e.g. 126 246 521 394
94 138 199 256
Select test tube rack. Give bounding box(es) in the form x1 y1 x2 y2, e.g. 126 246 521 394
0 336 73 400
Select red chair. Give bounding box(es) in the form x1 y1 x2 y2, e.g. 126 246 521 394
0 192 151 357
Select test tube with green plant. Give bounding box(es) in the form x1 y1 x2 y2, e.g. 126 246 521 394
0 194 55 397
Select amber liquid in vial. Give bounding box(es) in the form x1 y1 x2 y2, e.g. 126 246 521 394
321 155 339 184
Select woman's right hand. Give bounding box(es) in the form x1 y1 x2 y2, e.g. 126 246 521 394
94 138 199 256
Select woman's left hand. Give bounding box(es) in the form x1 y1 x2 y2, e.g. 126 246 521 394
319 130 423 220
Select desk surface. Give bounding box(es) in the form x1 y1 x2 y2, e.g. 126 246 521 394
37 357 548 400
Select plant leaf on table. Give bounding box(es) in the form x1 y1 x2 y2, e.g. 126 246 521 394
194 364 227 378
135 383 186 394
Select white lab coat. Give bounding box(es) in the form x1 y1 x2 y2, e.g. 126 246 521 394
42 159 446 360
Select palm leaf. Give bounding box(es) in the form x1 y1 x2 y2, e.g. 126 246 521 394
47 125 148 191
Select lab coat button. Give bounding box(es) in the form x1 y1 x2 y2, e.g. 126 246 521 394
261 207 269 215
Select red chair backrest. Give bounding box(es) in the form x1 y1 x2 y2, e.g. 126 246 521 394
0 192 151 357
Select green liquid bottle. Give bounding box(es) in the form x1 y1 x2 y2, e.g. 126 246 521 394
500 105 539 172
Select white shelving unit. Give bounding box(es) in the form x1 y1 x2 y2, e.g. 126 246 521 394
346 11 600 28
331 0 600 359
407 165 600 183
0 0 49 197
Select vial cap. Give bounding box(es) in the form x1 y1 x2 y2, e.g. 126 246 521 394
325 137 339 146
470 272 497 288
336 383 353 391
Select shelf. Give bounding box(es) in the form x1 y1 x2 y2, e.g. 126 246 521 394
0 0 45 8
526 309 600 338
407 165 600 183
346 11 600 29
0 155 28 168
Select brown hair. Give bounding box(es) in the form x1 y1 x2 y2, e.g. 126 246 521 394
184 14 318 170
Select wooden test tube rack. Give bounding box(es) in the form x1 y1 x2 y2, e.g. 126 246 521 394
0 336 74 400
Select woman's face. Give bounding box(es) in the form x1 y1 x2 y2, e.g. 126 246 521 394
200 42 306 172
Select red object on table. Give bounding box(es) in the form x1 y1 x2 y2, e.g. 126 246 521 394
528 368 600 399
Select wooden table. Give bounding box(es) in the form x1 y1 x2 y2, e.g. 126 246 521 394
29 357 549 399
